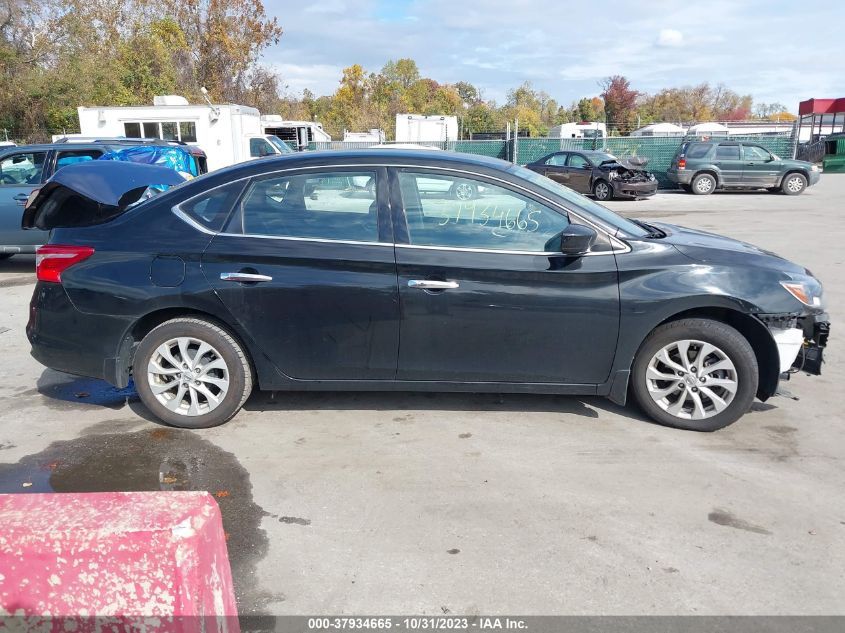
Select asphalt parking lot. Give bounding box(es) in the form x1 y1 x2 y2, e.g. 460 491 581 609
0 176 843 617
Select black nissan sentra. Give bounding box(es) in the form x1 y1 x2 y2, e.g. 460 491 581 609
22 150 829 431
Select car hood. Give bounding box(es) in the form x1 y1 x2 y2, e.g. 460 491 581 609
22 161 185 230
599 156 650 171
651 222 809 275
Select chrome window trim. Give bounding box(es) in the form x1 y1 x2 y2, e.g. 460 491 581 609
169 161 631 255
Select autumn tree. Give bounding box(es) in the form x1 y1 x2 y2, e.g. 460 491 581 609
600 75 638 133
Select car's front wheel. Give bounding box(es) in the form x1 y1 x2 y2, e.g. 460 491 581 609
593 180 613 201
630 318 758 431
781 172 807 195
134 317 253 428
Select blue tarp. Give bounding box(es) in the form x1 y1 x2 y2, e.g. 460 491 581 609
98 145 199 177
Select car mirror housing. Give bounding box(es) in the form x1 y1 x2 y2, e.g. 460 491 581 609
547 224 598 257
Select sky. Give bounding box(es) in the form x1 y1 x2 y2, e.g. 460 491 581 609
262 0 845 111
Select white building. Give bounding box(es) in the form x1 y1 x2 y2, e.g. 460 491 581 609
78 96 289 171
629 122 686 137
685 122 730 136
548 122 606 139
395 114 458 143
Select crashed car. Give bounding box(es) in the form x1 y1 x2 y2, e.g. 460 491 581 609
525 150 658 201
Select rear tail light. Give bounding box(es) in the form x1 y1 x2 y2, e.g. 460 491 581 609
678 158 686 169
36 245 95 283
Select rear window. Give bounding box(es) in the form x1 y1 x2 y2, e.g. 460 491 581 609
178 180 246 232
685 143 712 159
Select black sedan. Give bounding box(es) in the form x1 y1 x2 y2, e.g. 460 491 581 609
23 150 828 431
525 150 658 200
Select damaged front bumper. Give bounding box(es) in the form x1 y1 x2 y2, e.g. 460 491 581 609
763 313 830 378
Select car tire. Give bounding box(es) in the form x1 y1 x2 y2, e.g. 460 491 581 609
134 317 253 429
691 173 716 195
451 181 477 201
630 318 758 432
593 180 613 201
781 172 807 195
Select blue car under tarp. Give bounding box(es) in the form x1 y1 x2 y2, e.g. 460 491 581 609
98 145 200 178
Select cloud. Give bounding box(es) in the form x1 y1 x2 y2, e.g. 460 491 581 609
260 0 845 110
656 29 684 47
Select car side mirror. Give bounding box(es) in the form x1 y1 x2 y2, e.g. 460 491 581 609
546 224 598 257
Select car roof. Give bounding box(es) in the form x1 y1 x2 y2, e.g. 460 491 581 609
2 141 158 152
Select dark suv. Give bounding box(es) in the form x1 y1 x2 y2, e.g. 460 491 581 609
0 139 207 259
667 141 820 195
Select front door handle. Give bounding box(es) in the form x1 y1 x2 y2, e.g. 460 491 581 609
220 272 273 283
13 193 29 206
407 279 459 290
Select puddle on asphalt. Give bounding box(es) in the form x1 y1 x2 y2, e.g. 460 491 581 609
0 427 281 616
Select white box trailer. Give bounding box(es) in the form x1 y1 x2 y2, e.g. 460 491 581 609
548 122 606 139
78 96 289 171
395 114 458 143
261 116 332 150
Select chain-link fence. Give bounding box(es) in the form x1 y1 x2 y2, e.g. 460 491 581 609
1 127 81 144
312 131 798 189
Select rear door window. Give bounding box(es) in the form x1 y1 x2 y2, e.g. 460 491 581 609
544 154 567 166
0 151 47 185
714 145 740 159
236 171 380 243
55 149 103 171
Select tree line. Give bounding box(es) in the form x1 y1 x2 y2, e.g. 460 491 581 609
1 0 795 141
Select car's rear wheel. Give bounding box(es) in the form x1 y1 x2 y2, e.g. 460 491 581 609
630 318 758 431
781 172 807 195
691 173 716 195
593 179 613 201
134 317 253 428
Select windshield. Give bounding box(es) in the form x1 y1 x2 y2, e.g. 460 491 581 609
592 153 618 164
509 165 650 237
267 136 294 153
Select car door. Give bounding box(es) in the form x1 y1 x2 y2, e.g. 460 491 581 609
391 168 620 385
742 144 780 187
0 149 49 249
711 144 743 185
538 153 569 185
200 167 400 380
565 153 593 193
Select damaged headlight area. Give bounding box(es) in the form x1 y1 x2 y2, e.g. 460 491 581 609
759 313 829 377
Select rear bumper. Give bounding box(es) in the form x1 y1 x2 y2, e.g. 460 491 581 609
666 169 693 185
27 282 131 385
612 179 659 199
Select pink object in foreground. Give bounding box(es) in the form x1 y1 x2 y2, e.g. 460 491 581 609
0 491 239 632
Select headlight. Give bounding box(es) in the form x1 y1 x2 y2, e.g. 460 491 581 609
780 281 822 307
811 165 820 172
608 171 618 179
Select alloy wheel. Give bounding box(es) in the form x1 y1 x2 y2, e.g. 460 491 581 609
695 177 714 194
147 336 230 416
595 182 610 199
786 175 804 193
454 182 474 200
645 339 738 420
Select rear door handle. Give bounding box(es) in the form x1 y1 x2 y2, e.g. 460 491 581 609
407 279 459 290
220 272 273 283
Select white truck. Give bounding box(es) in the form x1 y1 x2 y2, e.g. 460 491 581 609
77 96 292 171
395 114 458 143
548 122 607 139
261 115 332 151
